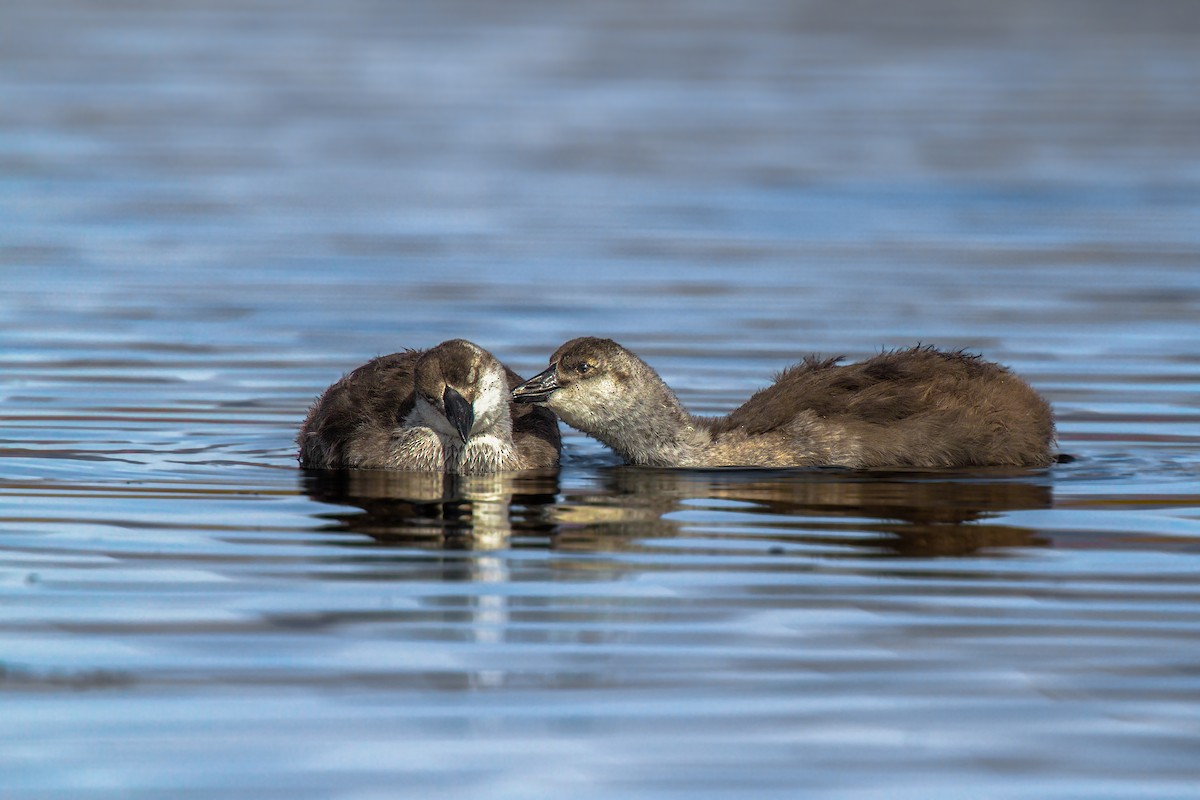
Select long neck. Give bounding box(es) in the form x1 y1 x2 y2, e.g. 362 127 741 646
591 369 711 467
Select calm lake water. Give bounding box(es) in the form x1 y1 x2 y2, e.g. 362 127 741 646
2 1 1199 798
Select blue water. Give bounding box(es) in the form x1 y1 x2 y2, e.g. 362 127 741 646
2 1 1199 798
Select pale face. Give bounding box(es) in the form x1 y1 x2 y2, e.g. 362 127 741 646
413 340 512 442
413 392 463 440
511 338 641 434
542 370 630 432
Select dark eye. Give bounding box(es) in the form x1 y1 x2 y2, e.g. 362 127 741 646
577 362 593 375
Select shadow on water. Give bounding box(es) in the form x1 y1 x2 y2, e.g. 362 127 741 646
301 466 1053 558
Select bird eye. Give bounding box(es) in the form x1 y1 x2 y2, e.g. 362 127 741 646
577 362 593 375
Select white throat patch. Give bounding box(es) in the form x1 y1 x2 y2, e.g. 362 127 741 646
470 364 511 436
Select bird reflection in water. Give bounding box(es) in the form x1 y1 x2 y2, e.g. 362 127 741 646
302 466 1053 558
301 468 560 550
552 468 1054 558
301 468 561 690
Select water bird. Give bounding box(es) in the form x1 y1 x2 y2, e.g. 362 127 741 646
511 338 1055 469
299 339 560 473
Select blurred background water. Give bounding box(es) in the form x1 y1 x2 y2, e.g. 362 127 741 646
2 1 1199 798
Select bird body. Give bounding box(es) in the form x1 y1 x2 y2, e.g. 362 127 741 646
299 340 560 473
512 338 1054 469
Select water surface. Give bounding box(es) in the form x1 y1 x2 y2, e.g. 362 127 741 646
2 1 1199 798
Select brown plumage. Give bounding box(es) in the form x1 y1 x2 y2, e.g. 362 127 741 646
512 338 1055 469
298 339 560 473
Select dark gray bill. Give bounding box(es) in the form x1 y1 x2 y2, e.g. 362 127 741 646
511 366 559 404
442 386 474 442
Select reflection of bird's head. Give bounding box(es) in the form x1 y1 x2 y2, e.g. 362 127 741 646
414 339 510 443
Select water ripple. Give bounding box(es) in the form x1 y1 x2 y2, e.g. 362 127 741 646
3 0 1200 798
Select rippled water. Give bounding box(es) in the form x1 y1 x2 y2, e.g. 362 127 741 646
3 1 1200 798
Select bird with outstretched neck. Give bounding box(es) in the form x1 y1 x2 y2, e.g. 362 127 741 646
512 337 1054 469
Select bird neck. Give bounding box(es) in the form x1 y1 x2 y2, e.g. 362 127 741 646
472 375 517 447
590 372 711 467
